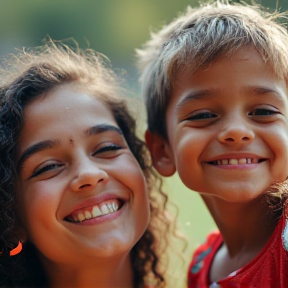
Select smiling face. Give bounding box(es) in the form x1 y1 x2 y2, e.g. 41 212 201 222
148 46 288 202
16 84 149 266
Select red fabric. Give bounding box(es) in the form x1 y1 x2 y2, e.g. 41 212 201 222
188 215 288 288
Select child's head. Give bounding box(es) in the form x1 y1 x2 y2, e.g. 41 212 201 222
0 41 169 287
137 1 288 139
137 1 288 203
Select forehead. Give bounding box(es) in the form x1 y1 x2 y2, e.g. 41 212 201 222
173 47 278 88
24 84 114 121
19 84 117 148
169 46 287 108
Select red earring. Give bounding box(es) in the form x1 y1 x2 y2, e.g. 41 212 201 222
9 242 22 256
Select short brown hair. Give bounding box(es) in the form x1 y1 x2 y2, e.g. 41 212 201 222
137 1 288 138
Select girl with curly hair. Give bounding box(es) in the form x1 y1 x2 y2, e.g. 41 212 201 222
0 40 173 288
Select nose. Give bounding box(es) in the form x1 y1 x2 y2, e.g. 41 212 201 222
218 116 254 145
70 159 109 192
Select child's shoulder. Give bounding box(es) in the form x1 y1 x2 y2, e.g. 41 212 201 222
190 230 221 268
200 230 221 248
187 230 221 287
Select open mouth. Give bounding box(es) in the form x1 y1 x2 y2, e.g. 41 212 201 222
65 199 124 223
206 158 266 165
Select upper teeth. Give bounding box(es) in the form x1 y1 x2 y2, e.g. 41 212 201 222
214 158 258 165
69 200 120 223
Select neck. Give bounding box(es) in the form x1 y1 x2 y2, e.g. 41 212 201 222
44 254 134 288
202 194 279 283
202 194 277 257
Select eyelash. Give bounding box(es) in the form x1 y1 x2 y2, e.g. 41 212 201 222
93 144 122 155
249 108 280 116
187 112 217 121
31 163 64 178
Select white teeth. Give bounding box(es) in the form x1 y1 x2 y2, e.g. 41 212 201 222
112 202 118 212
71 200 121 222
107 203 114 213
100 204 109 215
84 211 92 220
92 206 102 217
78 212 85 222
238 158 246 164
73 215 78 222
213 158 260 165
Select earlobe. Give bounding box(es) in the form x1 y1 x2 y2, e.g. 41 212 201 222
18 226 28 244
145 130 176 176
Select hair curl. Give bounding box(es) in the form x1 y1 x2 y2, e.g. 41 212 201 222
0 40 174 288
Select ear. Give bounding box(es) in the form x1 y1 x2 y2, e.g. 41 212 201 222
145 130 176 176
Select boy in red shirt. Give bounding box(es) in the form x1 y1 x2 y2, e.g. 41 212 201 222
137 1 288 287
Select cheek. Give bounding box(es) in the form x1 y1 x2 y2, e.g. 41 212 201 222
173 134 203 189
114 156 147 191
112 156 150 210
174 131 203 166
171 128 210 161
18 183 60 238
122 160 150 224
268 128 288 181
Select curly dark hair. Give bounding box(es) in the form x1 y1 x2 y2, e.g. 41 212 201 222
0 40 175 288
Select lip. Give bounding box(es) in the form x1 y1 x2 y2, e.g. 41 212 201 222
64 193 128 220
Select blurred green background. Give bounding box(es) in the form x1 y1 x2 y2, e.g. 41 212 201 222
0 0 287 285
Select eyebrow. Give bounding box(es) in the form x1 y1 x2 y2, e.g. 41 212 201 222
176 90 214 111
249 86 285 101
17 124 123 169
17 139 61 170
176 85 286 112
84 124 122 136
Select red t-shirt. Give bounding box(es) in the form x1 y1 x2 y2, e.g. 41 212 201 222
188 215 288 288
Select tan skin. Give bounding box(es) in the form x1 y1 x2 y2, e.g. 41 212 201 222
17 84 150 288
146 46 288 283
203 195 276 281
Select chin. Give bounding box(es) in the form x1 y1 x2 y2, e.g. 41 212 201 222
216 188 266 203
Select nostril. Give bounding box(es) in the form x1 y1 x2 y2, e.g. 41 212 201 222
242 137 250 141
79 184 91 189
225 138 235 142
224 136 251 142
